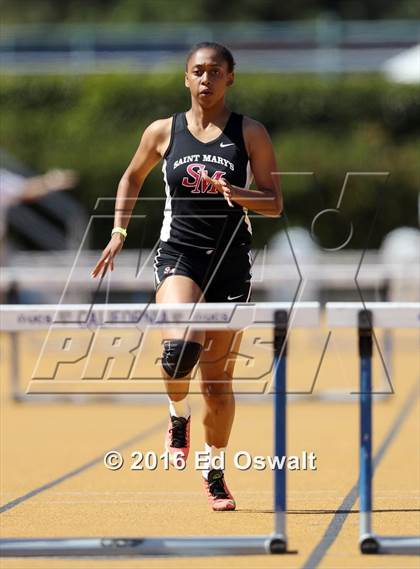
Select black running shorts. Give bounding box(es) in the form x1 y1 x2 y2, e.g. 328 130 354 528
153 240 253 303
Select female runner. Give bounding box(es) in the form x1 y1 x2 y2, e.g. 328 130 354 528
91 42 282 511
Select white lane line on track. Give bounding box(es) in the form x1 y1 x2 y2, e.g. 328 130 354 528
0 417 168 514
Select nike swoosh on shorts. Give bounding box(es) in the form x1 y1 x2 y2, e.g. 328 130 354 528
227 294 244 300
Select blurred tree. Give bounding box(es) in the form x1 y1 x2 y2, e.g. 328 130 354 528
1 74 418 249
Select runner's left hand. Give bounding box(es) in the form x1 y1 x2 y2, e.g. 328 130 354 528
202 173 234 207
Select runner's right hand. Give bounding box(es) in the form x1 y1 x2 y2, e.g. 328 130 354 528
90 234 124 278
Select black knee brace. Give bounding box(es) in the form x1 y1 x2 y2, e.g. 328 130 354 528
162 340 202 379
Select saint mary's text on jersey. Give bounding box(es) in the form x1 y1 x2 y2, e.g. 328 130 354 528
173 154 235 172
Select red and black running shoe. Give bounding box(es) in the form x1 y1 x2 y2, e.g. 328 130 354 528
165 415 190 467
204 469 236 511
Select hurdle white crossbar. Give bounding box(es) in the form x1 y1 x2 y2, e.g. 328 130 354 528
0 302 319 558
0 302 320 331
326 302 420 329
0 302 394 404
326 302 420 556
0 302 319 403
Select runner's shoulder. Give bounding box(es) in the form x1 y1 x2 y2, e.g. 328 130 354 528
141 117 173 156
143 117 173 142
242 116 271 154
242 116 269 138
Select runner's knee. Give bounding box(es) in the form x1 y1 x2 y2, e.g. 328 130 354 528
162 339 202 378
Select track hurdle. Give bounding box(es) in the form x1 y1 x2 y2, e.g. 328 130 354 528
326 302 420 555
0 301 320 558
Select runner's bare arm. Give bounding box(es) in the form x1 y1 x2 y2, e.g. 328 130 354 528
204 118 282 217
90 118 171 278
113 118 172 228
239 118 282 216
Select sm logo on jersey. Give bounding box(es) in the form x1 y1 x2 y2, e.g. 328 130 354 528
181 164 224 194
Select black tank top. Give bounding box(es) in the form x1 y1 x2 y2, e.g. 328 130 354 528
160 111 253 250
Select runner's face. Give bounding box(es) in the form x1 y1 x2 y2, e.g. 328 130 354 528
185 48 233 106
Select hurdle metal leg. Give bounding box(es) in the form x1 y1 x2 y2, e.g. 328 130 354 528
358 310 373 540
358 309 420 555
271 309 288 552
10 332 23 403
